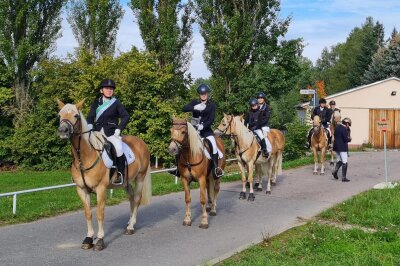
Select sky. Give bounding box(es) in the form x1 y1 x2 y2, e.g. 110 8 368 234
55 0 400 79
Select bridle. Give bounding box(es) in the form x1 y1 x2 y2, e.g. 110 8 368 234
215 115 237 138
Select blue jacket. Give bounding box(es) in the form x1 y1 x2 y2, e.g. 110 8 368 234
87 97 130 137
258 103 270 127
182 99 216 137
333 124 351 152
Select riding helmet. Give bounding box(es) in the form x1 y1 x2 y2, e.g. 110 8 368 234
319 98 326 104
342 117 352 126
249 97 258 106
329 100 336 105
257 92 266 100
197 84 211 94
99 79 116 89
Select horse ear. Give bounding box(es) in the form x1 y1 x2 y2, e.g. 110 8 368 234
75 99 85 110
56 98 65 110
239 114 244 122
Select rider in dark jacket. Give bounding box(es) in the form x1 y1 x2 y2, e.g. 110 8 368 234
306 98 331 149
87 79 129 185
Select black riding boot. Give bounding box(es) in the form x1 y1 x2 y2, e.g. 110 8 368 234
212 153 224 179
305 129 312 148
168 154 180 177
332 161 342 179
114 154 126 185
342 163 350 182
261 139 269 157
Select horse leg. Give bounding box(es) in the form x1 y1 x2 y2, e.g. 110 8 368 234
237 161 247 199
76 186 94 250
247 163 255 201
125 177 144 235
266 157 275 194
256 164 263 191
93 186 107 251
320 148 326 175
181 178 192 226
313 148 318 175
210 178 220 216
198 176 209 229
206 176 212 212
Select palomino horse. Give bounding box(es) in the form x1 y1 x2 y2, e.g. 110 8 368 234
57 100 151 251
311 115 328 174
216 114 285 198
329 110 341 166
168 118 225 228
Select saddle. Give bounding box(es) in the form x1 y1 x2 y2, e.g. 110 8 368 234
101 139 136 176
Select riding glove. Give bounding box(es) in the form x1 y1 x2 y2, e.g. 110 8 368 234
197 124 204 131
87 124 93 131
114 129 121 137
194 103 206 111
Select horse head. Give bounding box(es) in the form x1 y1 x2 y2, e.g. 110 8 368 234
312 115 321 134
332 110 341 125
215 113 236 136
169 118 189 156
56 99 85 139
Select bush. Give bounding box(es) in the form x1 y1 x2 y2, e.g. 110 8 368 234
283 118 309 160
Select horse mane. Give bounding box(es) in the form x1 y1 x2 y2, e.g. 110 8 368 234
332 110 341 123
186 122 204 156
313 115 321 126
59 104 105 151
233 116 253 147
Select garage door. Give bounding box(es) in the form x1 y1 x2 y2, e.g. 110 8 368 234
369 109 400 148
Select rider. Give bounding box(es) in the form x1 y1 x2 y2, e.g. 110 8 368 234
87 79 130 185
170 84 224 179
244 97 270 157
328 100 341 122
332 117 352 182
306 98 331 149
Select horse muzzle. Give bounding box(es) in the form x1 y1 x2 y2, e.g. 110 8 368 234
58 124 72 139
168 141 180 156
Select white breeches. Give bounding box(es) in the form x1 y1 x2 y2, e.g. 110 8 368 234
106 135 123 157
336 152 348 164
254 128 272 152
206 135 218 154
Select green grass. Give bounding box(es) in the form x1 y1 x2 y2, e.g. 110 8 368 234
0 156 313 226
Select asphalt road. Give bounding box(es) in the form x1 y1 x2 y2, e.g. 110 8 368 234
0 151 399 266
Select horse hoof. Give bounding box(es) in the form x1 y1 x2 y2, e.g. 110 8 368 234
313 172 317 175
253 183 259 189
199 223 209 229
124 229 135 235
257 187 262 191
248 193 255 201
209 211 217 216
320 172 325 175
81 237 93 250
266 191 271 195
93 239 105 251
239 192 246 199
183 221 192 226
206 207 211 212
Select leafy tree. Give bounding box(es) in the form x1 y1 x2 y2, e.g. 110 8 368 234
67 0 124 58
0 0 65 117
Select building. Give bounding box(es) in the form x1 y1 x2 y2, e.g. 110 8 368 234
298 77 400 148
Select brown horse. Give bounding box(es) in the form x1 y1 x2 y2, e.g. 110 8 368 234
168 118 225 228
57 100 151 251
329 110 341 165
215 114 285 198
311 115 328 175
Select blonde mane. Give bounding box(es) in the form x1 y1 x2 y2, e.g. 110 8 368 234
186 122 204 156
233 116 253 147
332 110 341 123
313 115 321 126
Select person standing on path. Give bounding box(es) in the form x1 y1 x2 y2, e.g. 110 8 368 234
332 117 352 182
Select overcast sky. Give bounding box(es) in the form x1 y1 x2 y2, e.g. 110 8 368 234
55 0 400 79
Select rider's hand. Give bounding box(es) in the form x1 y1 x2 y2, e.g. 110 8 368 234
194 103 206 111
87 124 93 131
197 124 204 131
114 129 121 137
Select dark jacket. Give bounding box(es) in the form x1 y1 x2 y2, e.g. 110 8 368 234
327 107 341 122
87 97 130 137
258 103 270 127
244 108 262 131
333 124 351 152
182 99 216 137
312 106 330 127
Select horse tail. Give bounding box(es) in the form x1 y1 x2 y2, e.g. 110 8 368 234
140 165 152 205
277 151 283 175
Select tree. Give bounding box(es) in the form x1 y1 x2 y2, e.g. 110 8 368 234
362 32 400 84
67 0 124 58
195 0 290 95
0 0 65 116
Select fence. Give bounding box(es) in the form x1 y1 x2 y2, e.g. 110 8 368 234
0 158 238 215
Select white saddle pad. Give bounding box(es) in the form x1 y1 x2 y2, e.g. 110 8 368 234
203 148 224 160
102 142 135 169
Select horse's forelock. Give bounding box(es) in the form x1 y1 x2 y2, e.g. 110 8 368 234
59 104 78 115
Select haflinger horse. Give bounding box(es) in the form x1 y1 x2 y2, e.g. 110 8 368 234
311 115 328 175
329 110 341 165
168 118 225 228
215 114 285 198
56 99 151 251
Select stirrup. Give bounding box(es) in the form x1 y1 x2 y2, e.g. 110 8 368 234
214 167 224 179
113 172 124 185
262 151 269 158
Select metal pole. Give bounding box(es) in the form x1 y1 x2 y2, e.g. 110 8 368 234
384 131 388 184
109 189 113 199
13 194 17 215
175 176 178 185
155 156 158 168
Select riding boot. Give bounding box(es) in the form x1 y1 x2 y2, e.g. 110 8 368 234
305 129 312 149
168 154 180 177
332 161 342 179
114 154 126 185
261 139 269 157
212 153 224 179
342 163 350 182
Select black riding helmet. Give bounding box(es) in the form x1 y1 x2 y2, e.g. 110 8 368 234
99 79 116 89
329 100 336 105
257 92 266 100
197 84 211 94
249 97 258 106
319 98 326 104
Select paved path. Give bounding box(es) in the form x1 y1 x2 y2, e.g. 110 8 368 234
1 151 399 266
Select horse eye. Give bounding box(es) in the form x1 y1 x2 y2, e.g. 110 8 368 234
74 114 79 119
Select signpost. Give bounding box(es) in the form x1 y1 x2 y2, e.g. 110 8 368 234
300 89 317 106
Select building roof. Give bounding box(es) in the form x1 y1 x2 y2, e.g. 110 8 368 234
300 77 400 108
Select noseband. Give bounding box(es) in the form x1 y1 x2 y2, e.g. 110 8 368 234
217 116 237 137
171 122 189 150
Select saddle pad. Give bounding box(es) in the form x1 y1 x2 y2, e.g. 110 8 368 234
102 142 135 169
203 148 223 160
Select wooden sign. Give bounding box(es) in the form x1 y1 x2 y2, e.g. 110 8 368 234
377 119 389 132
